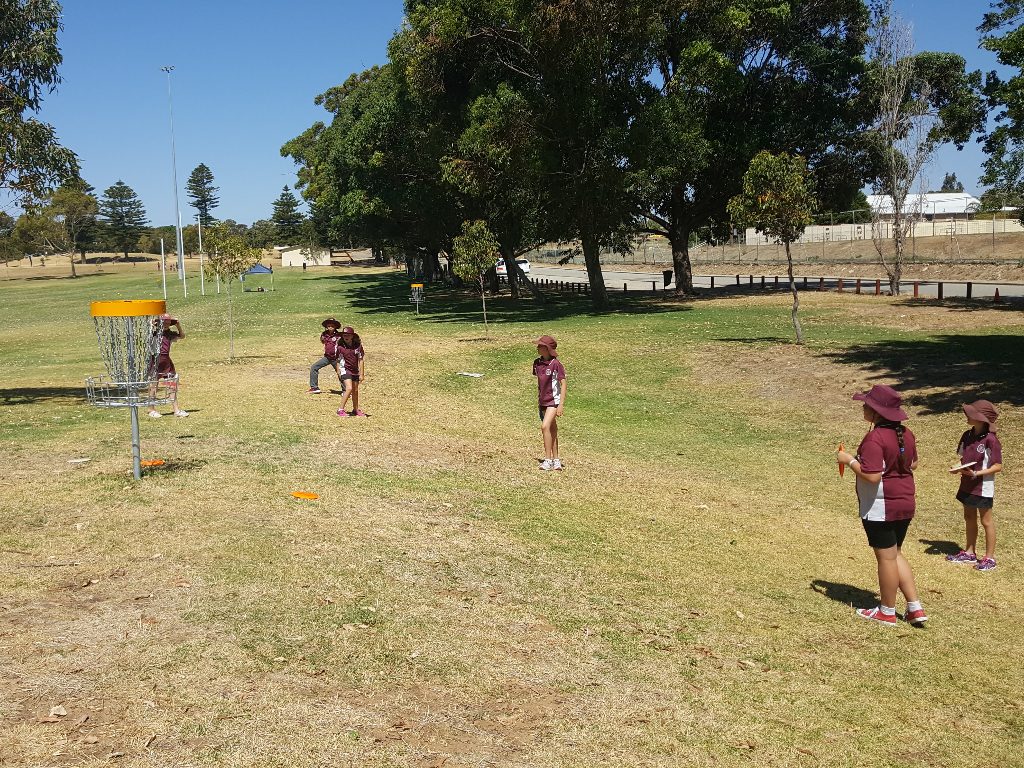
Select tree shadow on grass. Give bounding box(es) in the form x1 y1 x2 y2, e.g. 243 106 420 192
821 334 1024 413
0 386 84 405
308 271 695 324
904 297 1024 314
810 579 877 609
919 539 962 557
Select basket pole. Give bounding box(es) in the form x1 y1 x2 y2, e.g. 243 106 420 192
130 405 142 480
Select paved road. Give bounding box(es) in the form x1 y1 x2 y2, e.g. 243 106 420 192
529 264 1024 300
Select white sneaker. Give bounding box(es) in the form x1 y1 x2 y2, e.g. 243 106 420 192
148 411 162 419
552 459 562 471
174 410 188 417
539 459 554 471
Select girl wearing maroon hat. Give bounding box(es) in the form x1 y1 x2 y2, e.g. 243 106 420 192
147 314 188 418
533 335 566 471
946 399 1003 571
309 317 343 394
336 326 367 418
837 384 926 626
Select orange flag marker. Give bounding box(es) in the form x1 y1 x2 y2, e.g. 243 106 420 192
838 443 845 478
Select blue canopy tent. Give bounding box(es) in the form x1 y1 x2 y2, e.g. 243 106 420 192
240 263 274 292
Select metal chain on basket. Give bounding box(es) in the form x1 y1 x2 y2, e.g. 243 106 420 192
93 315 162 384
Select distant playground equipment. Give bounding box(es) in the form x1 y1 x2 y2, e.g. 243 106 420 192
85 299 178 480
240 263 274 292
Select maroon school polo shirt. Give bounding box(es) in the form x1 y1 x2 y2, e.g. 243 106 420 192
158 329 180 357
336 343 364 377
533 357 566 407
320 330 343 360
855 424 917 521
957 429 1002 499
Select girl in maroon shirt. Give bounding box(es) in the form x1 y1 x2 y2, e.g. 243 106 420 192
336 326 367 418
533 335 567 471
837 384 926 627
147 314 188 418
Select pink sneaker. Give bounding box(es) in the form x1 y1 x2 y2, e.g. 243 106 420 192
354 409 367 417
337 409 349 418
856 607 897 626
905 608 928 626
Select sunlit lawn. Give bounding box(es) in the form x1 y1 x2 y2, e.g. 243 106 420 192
1 266 1022 767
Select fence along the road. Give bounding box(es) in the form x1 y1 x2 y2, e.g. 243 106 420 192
505 273 1018 301
526 229 1024 267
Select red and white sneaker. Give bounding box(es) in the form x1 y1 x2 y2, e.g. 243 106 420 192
856 607 897 626
904 608 928 626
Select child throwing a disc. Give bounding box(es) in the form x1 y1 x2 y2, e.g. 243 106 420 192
148 314 187 418
336 326 366 418
533 335 566 471
309 317 343 394
837 384 926 626
946 400 1003 571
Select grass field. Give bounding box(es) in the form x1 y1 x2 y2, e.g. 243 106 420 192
1 267 1022 767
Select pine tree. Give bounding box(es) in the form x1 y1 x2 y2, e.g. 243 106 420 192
186 163 220 225
99 180 149 259
940 172 965 193
271 186 305 245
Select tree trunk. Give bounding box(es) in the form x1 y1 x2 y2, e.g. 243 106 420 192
889 211 904 296
228 280 235 361
581 230 608 310
502 244 545 302
485 266 499 294
669 222 694 295
69 251 77 278
501 244 521 299
79 248 88 264
785 241 804 344
480 276 489 338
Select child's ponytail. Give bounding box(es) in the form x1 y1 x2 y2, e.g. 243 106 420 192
894 424 908 474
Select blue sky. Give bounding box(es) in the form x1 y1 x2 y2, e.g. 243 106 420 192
24 1 1010 225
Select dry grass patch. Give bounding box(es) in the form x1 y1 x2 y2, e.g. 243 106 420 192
2 273 1023 767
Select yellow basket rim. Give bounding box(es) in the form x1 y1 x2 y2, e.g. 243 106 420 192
90 299 167 318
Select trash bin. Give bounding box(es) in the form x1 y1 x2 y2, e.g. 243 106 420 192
302 262 307 271
663 269 673 288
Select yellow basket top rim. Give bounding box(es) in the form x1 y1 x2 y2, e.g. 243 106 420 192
90 299 167 318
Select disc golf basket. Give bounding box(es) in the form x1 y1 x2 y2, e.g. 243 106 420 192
85 299 178 480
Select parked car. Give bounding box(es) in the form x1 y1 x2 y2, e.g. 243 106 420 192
495 257 531 275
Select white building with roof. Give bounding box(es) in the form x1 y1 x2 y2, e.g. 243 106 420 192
866 192 981 219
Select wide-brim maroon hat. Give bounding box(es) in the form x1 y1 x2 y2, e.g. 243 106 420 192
963 400 998 432
322 317 341 329
853 384 909 422
535 334 558 356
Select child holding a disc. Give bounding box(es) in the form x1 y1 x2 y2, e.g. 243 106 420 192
336 326 366 418
946 400 1003 571
837 384 926 626
309 317 343 394
533 335 566 471
148 314 187 418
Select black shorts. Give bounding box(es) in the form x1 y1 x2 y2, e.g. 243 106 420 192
957 491 994 510
861 518 911 549
539 405 555 421
340 374 360 383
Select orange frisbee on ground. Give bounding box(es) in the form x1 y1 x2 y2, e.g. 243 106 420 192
838 443 845 477
291 491 319 500
141 459 166 467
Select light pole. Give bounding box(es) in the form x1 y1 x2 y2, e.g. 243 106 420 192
161 65 186 290
196 214 205 295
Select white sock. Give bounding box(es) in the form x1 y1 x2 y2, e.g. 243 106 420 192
879 605 897 616
906 601 922 612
